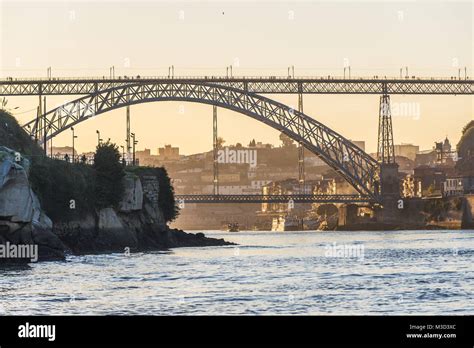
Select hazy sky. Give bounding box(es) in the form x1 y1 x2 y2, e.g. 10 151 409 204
1 0 472 155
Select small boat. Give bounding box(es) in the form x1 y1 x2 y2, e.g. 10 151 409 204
227 222 240 232
271 216 301 231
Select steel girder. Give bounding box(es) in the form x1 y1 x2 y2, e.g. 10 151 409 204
176 194 374 204
1 78 473 95
22 82 380 200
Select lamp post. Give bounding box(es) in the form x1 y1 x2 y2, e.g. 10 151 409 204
131 132 137 166
71 127 77 163
120 145 125 165
96 130 102 146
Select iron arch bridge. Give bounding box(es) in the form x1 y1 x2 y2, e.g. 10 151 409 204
22 81 380 201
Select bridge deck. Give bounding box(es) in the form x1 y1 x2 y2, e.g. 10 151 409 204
1 76 472 95
175 194 375 204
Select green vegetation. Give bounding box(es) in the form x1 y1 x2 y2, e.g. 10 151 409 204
93 141 125 209
156 166 180 222
316 204 338 216
423 197 462 222
29 158 96 221
0 109 43 158
456 120 474 175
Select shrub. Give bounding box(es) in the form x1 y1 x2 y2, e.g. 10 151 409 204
92 141 125 209
29 158 96 221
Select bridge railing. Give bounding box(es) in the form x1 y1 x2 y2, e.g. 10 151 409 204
0 75 471 82
175 193 375 203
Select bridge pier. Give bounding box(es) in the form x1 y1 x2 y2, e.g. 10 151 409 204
337 204 358 227
377 162 401 223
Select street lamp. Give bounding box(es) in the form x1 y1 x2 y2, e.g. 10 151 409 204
71 127 78 163
120 145 125 165
131 132 137 166
96 130 102 146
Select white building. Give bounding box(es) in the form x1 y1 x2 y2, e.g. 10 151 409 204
443 177 464 197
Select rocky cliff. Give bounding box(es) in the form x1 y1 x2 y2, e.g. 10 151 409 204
0 147 65 262
0 147 232 263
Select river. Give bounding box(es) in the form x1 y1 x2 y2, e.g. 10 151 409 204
0 230 473 315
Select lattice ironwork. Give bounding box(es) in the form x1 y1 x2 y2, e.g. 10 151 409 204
297 91 305 190
22 82 381 200
2 77 472 95
176 194 374 204
377 94 395 163
213 105 219 195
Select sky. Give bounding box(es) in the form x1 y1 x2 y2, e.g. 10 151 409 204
0 0 472 155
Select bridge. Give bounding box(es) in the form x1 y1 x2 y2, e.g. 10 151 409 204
1 75 472 206
175 194 374 204
1 76 472 95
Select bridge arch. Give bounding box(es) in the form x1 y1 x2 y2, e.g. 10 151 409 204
23 82 380 199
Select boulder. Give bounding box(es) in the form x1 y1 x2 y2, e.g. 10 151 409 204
0 148 65 261
0 160 34 222
31 221 65 261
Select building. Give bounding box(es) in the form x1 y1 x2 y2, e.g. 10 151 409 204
415 150 437 167
201 172 241 184
414 166 456 197
443 175 474 196
434 137 457 164
394 143 419 161
402 174 421 198
395 156 415 174
443 177 464 197
158 145 180 161
135 148 156 166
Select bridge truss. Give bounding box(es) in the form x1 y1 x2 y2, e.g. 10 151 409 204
1 77 472 96
6 75 472 205
21 81 380 200
175 194 374 204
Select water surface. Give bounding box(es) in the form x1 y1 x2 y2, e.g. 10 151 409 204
1 230 472 315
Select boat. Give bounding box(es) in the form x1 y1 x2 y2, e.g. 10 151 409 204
227 222 240 232
271 215 301 231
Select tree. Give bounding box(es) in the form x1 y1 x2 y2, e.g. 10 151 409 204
93 141 125 208
216 137 225 149
279 132 294 148
456 121 474 175
316 204 338 217
248 139 256 147
156 167 180 222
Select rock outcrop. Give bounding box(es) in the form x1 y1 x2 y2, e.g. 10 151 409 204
52 170 234 255
0 147 65 262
